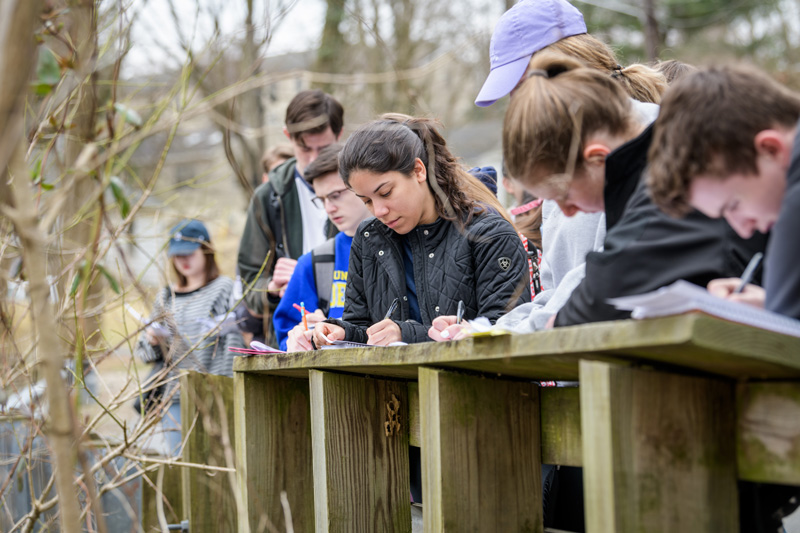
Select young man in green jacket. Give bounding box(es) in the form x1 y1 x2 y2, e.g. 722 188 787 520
237 90 344 344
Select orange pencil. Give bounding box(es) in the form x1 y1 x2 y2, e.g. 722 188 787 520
301 301 308 331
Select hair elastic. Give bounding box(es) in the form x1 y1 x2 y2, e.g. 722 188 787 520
526 69 549 80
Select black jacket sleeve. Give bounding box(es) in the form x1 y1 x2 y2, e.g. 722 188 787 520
470 216 531 321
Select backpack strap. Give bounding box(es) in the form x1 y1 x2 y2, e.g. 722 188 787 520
311 238 336 316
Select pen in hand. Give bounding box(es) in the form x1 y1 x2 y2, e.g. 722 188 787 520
384 298 399 320
301 301 309 331
734 252 764 294
456 300 465 325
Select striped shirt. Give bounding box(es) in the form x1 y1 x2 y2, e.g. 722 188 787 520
136 276 244 401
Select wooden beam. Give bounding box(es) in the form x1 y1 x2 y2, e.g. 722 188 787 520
180 372 238 531
233 372 314 533
579 360 737 532
541 387 582 466
408 382 420 448
309 370 411 532
419 367 542 532
236 315 800 381
738 382 800 485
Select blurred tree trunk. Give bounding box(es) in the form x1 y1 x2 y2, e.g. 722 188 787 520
0 3 83 532
57 1 108 530
642 0 660 61
59 0 103 397
316 0 347 93
240 0 266 190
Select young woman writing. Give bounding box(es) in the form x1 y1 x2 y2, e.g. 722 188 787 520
312 114 530 347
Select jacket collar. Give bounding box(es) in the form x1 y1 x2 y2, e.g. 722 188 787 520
788 118 800 187
604 124 653 231
268 157 298 195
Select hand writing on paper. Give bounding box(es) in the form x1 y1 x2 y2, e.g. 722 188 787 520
267 257 298 298
428 316 471 342
366 319 402 345
313 322 346 347
287 325 315 352
707 278 766 308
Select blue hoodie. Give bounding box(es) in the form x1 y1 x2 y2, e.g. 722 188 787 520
273 232 354 350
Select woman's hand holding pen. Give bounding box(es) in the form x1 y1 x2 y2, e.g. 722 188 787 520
428 316 471 342
366 320 402 345
707 278 766 308
313 322 345 347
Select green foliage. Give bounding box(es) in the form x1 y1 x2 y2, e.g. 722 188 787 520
113 102 143 128
108 176 130 218
97 264 121 294
34 46 61 95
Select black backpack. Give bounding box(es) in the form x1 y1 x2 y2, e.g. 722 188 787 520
311 238 336 316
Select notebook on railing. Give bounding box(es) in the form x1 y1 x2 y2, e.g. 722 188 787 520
229 341 285 356
607 280 800 338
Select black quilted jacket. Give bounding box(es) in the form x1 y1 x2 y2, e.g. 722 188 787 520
329 211 531 344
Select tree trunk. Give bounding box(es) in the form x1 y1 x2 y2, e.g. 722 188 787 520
0 3 83 531
643 0 660 61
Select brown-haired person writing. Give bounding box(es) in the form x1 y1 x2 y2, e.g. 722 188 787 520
648 65 800 320
312 114 530 347
237 90 344 344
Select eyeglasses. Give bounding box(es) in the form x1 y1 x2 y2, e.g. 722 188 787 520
311 188 351 209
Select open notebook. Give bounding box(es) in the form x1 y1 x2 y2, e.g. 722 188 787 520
608 280 800 338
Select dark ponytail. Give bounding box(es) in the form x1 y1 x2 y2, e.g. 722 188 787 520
339 113 512 227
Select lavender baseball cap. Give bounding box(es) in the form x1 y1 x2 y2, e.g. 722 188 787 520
475 0 587 107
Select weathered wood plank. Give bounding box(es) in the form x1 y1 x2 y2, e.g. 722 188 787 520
419 367 542 533
738 382 800 485
579 360 737 533
233 372 314 533
540 387 582 467
309 370 411 532
236 315 800 381
140 465 183 532
180 372 238 532
408 382 420 448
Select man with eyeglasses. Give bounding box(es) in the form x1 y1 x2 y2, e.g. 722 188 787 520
273 144 373 351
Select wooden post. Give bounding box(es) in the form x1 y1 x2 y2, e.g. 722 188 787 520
738 382 800 485
540 387 582 466
309 370 411 532
233 372 315 533
419 367 542 532
180 373 237 532
579 360 737 532
140 465 184 532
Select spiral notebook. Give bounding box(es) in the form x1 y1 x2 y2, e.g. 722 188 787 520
607 280 800 338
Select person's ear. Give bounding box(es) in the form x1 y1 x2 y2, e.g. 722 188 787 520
414 158 427 183
582 143 611 168
282 126 291 141
754 130 791 165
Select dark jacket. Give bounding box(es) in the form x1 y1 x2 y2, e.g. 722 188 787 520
329 211 531 344
237 157 336 315
555 125 769 327
765 118 800 319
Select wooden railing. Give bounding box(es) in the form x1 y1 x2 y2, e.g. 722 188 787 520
163 313 800 532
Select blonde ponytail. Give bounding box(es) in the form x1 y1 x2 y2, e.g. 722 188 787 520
538 33 667 103
504 52 636 190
